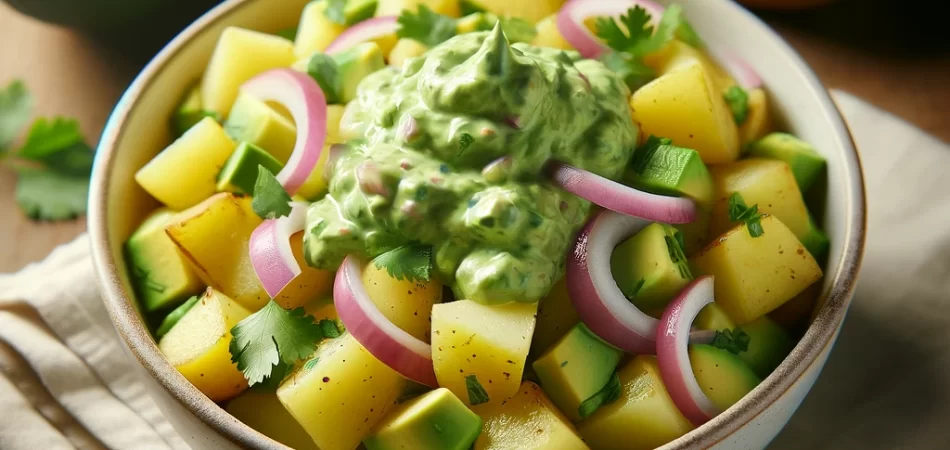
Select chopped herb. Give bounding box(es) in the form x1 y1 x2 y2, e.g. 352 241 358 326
727 192 764 238
15 168 90 221
372 244 433 282
324 0 348 25
307 53 342 104
674 230 686 252
723 85 750 125
560 360 569 368
465 374 490 405
251 165 293 220
0 79 32 151
711 328 751 355
599 51 655 91
459 0 485 15
304 357 320 372
458 133 474 154
397 5 457 47
229 300 324 385
155 296 199 339
497 17 537 44
630 135 672 174
319 319 342 338
257 361 291 389
664 228 692 279
578 372 622 419
276 27 297 41
622 278 645 301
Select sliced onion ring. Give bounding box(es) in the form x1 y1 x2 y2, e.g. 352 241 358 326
557 0 664 59
334 255 439 387
657 275 721 425
249 202 309 298
567 210 712 353
241 69 327 195
713 49 763 90
549 161 696 224
326 16 399 55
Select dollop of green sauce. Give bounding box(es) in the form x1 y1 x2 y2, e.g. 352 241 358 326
304 25 639 304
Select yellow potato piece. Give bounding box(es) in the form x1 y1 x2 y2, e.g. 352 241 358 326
644 40 735 91
294 1 346 58
472 381 588 450
577 356 694 450
739 88 772 145
226 389 318 450
431 300 536 406
530 278 579 358
202 27 295 117
362 261 442 342
388 38 429 68
134 117 235 210
462 0 564 24
274 232 334 310
631 61 740 164
533 14 572 50
277 333 404 450
224 92 297 163
690 215 823 323
377 0 461 18
166 193 268 311
159 288 250 402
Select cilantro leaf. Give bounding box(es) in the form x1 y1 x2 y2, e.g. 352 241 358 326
319 319 342 338
257 361 292 390
711 328 751 355
458 133 474 154
397 5 457 47
723 85 750 125
600 51 655 91
0 79 33 151
630 135 672 174
498 17 537 44
578 372 622 418
17 117 84 160
252 165 292 220
372 244 432 282
676 17 704 48
595 6 654 55
15 168 89 220
155 296 199 340
465 374 490 405
229 300 324 386
324 0 348 25
727 192 765 238
621 278 645 301
307 53 342 104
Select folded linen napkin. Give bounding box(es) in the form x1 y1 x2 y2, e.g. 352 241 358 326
0 90 947 450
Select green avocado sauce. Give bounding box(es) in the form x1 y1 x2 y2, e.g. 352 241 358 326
304 25 639 304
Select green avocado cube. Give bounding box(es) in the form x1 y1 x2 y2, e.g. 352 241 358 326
624 142 714 206
333 42 385 103
532 323 623 421
125 209 204 311
694 303 737 332
172 84 219 137
748 132 826 192
363 388 482 450
342 0 377 25
224 91 297 162
689 344 761 411
737 316 794 378
610 223 692 313
799 211 830 262
216 142 284 195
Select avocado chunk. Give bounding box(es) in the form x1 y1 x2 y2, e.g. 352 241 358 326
363 388 482 450
216 142 284 195
459 0 487 15
625 138 714 206
532 323 623 421
340 0 377 25
799 211 830 262
155 295 199 339
695 303 736 332
172 84 219 137
125 209 204 312
736 316 794 378
748 132 826 193
610 223 692 313
333 42 386 103
224 91 296 162
689 344 761 411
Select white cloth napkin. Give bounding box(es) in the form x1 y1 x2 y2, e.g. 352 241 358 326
0 90 947 450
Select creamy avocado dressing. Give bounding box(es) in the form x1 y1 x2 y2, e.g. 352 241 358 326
304 25 639 304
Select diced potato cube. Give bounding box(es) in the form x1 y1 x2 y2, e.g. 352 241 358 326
530 278 580 357
202 27 296 117
739 88 772 145
294 1 346 58
377 0 461 18
388 38 429 68
362 261 442 342
124 208 204 311
226 389 318 450
644 40 735 91
158 288 251 401
458 0 561 24
690 215 823 323
277 333 405 450
224 91 297 163
274 232 334 310
135 117 235 210
631 61 740 164
533 14 572 50
472 381 588 450
431 300 537 406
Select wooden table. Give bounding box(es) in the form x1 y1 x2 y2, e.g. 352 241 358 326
1 1 948 272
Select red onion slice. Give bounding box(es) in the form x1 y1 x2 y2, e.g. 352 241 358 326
242 69 327 195
549 161 696 224
657 276 721 425
249 202 309 298
557 0 664 59
326 16 399 55
334 255 439 387
567 210 711 354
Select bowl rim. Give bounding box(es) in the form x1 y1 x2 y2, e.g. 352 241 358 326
88 0 867 448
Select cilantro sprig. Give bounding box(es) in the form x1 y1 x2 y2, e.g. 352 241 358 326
372 244 433 282
397 5 458 47
1 80 93 221
723 85 750 125
578 372 622 418
711 328 751 355
229 300 325 386
727 192 764 238
465 374 490 405
251 165 292 219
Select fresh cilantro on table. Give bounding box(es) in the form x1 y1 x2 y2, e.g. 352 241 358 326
251 165 292 219
397 5 458 47
0 79 32 151
229 300 325 386
465 374 490 405
578 371 622 419
15 167 90 220
711 328 751 355
728 192 764 237
723 85 750 125
372 244 432 282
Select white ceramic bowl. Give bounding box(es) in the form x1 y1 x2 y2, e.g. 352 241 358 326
89 0 867 448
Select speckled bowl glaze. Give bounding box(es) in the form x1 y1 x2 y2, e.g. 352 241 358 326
89 0 866 448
